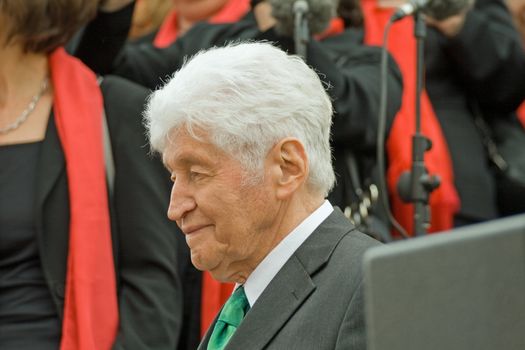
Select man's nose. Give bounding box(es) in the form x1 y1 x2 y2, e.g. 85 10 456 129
167 181 196 222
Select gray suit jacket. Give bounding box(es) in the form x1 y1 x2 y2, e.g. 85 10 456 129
198 208 381 350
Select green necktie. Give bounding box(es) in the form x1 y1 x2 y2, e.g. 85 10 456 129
207 286 250 350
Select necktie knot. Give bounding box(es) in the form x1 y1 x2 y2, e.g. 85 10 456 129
217 286 249 327
207 286 250 350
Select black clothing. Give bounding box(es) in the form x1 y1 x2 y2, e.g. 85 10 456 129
0 141 60 349
424 0 525 222
32 76 182 350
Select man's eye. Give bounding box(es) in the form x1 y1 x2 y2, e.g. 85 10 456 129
190 171 202 180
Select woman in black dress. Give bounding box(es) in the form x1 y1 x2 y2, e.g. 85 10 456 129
0 1 183 349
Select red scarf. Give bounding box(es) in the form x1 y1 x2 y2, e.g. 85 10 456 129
517 102 525 128
154 0 250 48
361 0 460 234
315 17 345 41
49 48 119 350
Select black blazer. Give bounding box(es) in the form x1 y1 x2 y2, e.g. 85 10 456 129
36 76 183 349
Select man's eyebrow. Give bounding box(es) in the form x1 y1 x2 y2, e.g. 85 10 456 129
163 152 211 171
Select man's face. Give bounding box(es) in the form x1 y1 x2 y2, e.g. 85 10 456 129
162 129 280 283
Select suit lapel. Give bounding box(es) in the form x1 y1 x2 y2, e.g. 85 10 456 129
293 208 355 275
223 255 316 350
217 208 355 350
198 312 219 350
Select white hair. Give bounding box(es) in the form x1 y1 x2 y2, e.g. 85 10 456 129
144 42 335 196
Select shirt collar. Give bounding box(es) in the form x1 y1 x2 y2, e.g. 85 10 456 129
241 200 334 306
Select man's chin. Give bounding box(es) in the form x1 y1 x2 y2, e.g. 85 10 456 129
190 256 208 272
196 264 232 283
190 255 223 278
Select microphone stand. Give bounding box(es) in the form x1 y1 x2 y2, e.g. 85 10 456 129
397 11 440 236
293 0 309 59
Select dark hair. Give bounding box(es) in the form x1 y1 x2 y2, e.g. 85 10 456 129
337 0 364 28
1 0 99 53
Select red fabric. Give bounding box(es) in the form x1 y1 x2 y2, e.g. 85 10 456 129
517 101 525 128
316 17 345 40
154 9 179 48
154 0 250 48
200 272 234 337
50 48 119 350
361 1 460 235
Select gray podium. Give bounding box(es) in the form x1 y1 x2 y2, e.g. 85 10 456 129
364 214 525 350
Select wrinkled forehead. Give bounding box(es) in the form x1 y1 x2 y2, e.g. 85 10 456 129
161 124 208 151
161 126 219 169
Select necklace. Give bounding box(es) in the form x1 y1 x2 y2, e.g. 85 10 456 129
0 76 50 135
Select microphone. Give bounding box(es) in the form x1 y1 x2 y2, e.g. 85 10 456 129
293 0 309 16
391 0 474 22
391 0 428 21
269 0 337 37
293 0 309 58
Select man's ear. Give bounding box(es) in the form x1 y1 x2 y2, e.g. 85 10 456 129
267 138 309 200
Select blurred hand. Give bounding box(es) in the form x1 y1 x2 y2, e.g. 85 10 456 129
99 0 135 12
378 0 471 38
425 9 470 37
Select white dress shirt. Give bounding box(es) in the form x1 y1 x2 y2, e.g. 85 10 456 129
240 200 334 307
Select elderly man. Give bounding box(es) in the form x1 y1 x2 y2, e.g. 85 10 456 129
144 42 380 350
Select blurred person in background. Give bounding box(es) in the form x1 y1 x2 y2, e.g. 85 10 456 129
0 0 182 349
128 0 174 40
147 0 250 47
81 0 250 68
362 0 525 234
127 0 250 46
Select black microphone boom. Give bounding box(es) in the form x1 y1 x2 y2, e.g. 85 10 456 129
269 0 336 37
294 0 310 59
392 0 474 22
391 0 428 21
